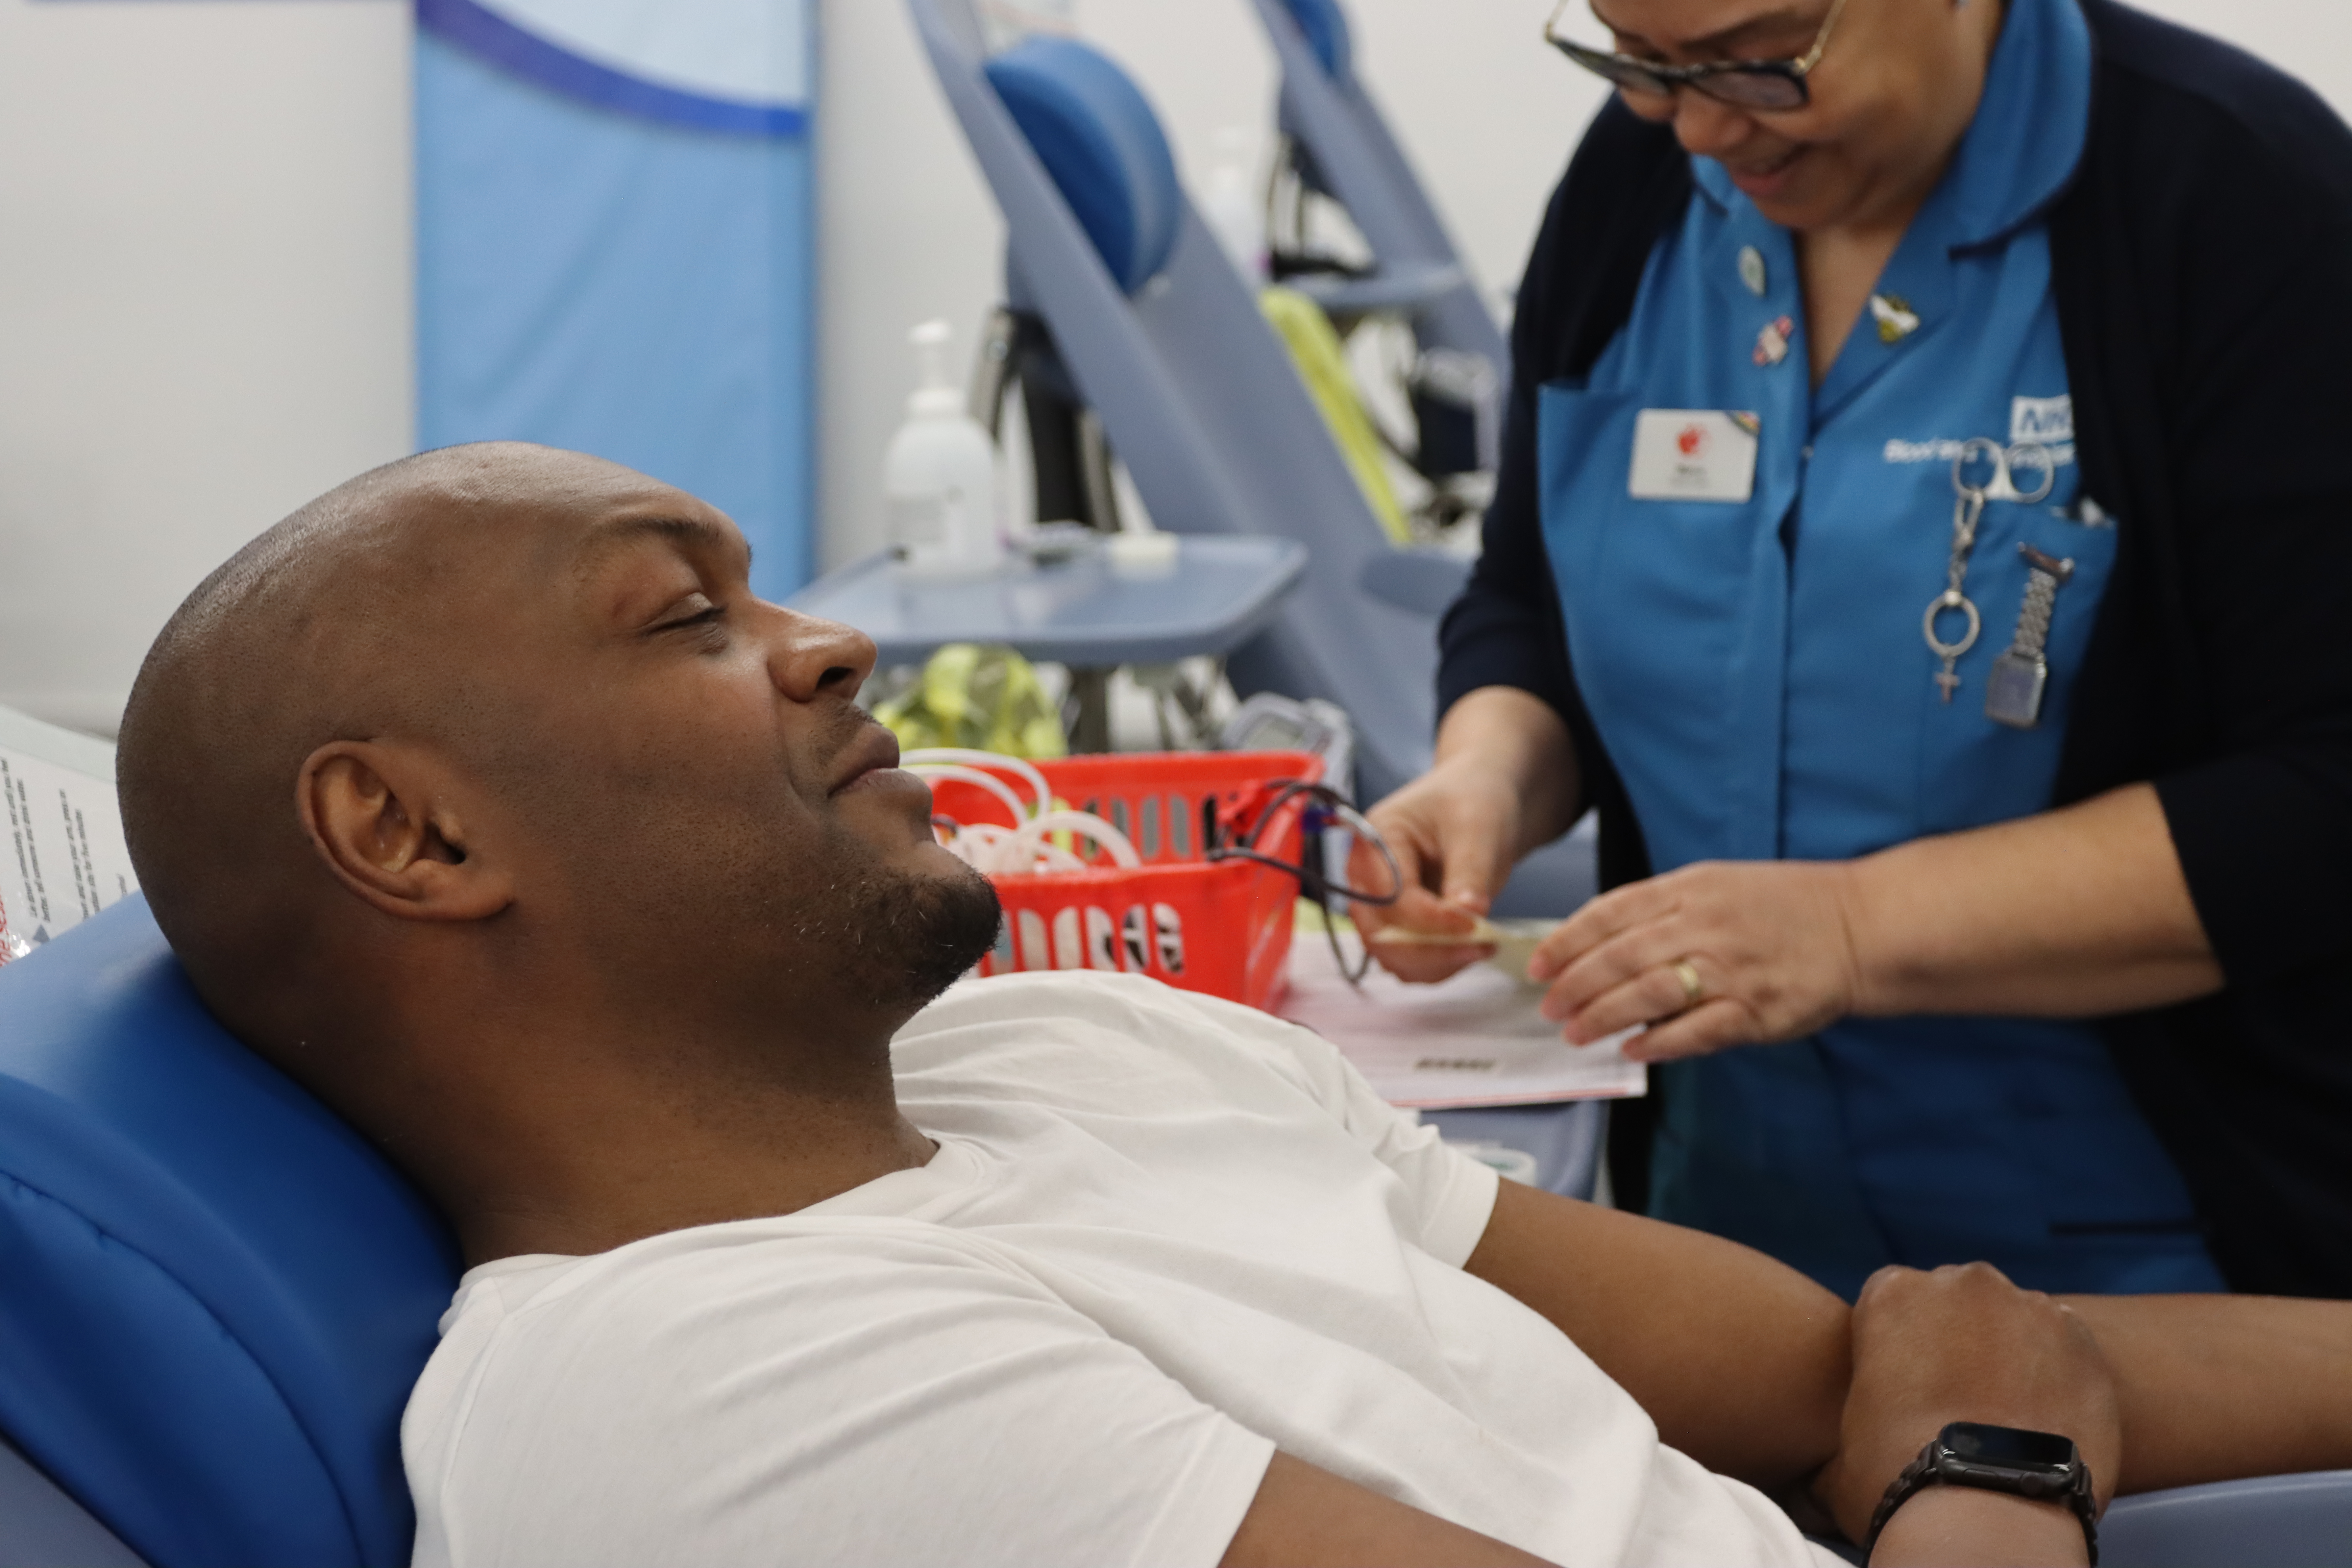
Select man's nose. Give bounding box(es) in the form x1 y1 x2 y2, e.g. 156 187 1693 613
762 605 879 704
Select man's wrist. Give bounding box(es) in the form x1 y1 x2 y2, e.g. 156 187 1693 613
1870 1487 2090 1566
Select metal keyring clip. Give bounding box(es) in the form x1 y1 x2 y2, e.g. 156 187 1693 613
1925 437 2055 702
1953 436 2057 506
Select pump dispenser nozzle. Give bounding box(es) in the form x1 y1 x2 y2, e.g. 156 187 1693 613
907 320 962 417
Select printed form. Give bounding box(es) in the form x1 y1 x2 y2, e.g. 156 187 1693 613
1281 930 1646 1108
0 707 137 961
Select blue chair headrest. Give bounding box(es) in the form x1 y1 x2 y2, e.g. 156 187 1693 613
0 898 460 1568
986 37 1184 295
1281 0 1354 80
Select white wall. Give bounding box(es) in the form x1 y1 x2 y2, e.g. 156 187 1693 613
0 0 413 738
1 0 2349 736
814 0 2352 570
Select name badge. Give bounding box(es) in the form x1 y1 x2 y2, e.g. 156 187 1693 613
1628 409 1759 503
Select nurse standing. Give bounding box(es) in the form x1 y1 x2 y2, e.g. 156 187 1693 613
1363 0 2352 1299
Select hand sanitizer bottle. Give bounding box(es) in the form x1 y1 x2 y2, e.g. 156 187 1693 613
885 320 1005 579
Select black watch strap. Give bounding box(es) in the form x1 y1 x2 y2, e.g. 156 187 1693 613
1863 1425 2098 1566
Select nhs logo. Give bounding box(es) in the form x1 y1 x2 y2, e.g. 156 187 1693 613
2011 394 2074 444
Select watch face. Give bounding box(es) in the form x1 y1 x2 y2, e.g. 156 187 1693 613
1942 1422 2077 1473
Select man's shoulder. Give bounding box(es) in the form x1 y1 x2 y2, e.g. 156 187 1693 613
416 1220 1056 1413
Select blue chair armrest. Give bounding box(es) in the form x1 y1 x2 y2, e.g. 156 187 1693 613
2103 1469 2352 1567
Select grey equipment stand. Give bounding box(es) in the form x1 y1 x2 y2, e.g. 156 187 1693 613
1249 0 1510 473
908 0 1452 807
907 0 1595 917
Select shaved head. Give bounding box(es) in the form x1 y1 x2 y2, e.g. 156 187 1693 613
121 446 521 1022
118 442 997 1074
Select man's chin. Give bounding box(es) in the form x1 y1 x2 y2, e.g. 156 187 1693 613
878 855 1004 1008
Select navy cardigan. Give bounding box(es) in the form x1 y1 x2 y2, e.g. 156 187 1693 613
1439 0 2352 1296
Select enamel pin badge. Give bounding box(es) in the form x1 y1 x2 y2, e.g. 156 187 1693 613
1868 293 1921 343
1753 315 1795 367
1738 245 1768 296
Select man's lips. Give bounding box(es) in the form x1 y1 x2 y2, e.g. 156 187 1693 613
828 721 906 796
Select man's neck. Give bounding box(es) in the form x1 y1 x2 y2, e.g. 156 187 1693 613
341 980 939 1268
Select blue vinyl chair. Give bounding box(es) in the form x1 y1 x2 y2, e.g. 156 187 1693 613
909 0 1598 920
0 898 459 1568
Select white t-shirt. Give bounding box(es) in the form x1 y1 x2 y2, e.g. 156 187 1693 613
404 972 1832 1568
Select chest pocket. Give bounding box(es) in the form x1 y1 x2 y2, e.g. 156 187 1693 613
1536 381 1796 868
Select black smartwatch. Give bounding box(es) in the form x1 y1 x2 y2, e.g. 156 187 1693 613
1863 1422 2098 1565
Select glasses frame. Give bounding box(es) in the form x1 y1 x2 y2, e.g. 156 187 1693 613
1545 0 1849 111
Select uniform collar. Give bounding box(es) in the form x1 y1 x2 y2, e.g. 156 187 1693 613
1689 0 2091 251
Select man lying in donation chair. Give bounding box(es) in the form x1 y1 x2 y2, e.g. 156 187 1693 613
106 444 2352 1567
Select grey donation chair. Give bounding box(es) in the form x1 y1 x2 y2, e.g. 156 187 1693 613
909 0 1595 917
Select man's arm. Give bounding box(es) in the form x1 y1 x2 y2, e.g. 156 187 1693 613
2060 1292 2352 1491
1467 1177 2352 1500
1464 1175 1853 1489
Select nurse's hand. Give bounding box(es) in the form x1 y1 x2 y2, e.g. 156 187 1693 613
1527 859 1864 1061
1351 759 1522 983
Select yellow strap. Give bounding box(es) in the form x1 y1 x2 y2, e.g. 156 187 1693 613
1258 286 1412 546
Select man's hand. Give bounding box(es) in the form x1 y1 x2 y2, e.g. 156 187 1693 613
1526 859 1864 1060
1816 1264 2120 1561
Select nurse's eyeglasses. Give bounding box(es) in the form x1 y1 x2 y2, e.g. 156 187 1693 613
1545 0 1847 112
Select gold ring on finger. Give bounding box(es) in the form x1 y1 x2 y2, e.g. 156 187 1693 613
1669 958 1705 1010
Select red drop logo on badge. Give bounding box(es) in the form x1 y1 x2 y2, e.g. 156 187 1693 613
1628 409 1761 502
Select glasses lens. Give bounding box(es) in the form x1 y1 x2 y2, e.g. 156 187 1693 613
1696 68 1808 110
1551 39 1675 97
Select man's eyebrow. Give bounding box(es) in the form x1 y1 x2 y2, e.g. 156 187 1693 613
576 514 753 571
1589 1 1813 56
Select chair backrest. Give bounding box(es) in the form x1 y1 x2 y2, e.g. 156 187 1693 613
915 0 1463 802
0 898 459 1568
1249 0 1509 427
987 39 1183 297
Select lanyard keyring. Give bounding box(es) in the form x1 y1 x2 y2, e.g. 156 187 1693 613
1924 437 2054 701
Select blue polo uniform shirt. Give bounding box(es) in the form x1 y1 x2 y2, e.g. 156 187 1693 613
1534 0 2223 1297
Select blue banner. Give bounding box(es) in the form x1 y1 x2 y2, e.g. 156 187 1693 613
416 0 815 599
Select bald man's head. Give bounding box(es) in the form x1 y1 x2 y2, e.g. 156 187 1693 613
118 443 996 1075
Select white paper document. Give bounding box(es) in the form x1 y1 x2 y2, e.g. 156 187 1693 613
0 706 138 961
1279 931 1646 1108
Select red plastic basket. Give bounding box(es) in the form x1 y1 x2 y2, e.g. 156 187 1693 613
927 751 1325 1011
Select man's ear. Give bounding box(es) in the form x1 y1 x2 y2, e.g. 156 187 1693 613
296 741 515 922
